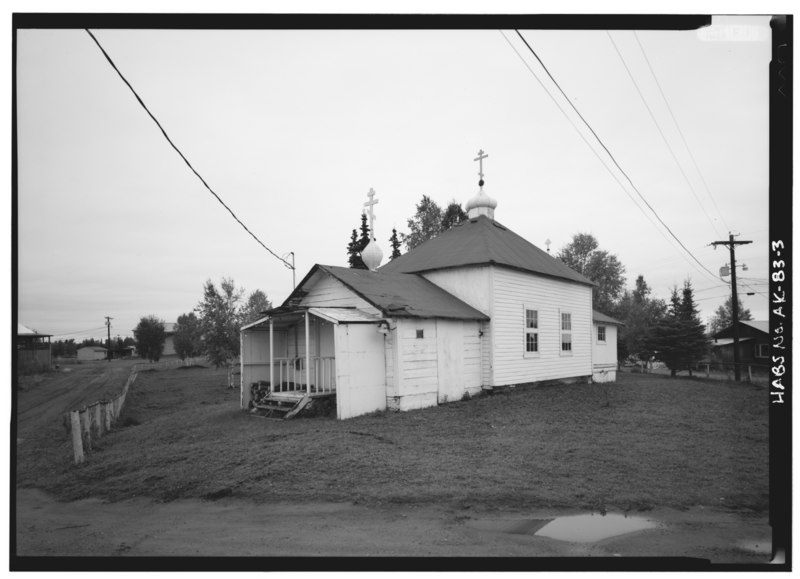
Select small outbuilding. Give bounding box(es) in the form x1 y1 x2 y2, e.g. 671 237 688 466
76 346 108 361
591 310 623 383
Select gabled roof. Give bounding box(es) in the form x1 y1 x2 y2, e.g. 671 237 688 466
283 264 489 321
592 310 624 326
713 319 769 339
379 215 593 286
741 320 769 334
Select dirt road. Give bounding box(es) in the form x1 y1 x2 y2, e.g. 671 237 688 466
16 360 136 439
14 487 774 568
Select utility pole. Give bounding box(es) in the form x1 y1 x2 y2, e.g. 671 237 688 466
105 316 113 362
711 234 752 381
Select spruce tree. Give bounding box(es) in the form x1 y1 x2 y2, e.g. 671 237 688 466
646 288 685 377
389 228 402 260
346 217 368 269
678 281 708 376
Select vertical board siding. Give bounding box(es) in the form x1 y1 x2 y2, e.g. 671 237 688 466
491 267 592 385
300 272 381 315
240 331 271 407
334 324 387 419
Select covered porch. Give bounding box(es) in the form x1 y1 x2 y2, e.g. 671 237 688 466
240 306 388 419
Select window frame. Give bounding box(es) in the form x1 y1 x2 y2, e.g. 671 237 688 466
560 311 573 355
523 306 540 357
754 343 769 358
597 325 606 344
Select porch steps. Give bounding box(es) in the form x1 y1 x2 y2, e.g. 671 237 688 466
250 394 311 420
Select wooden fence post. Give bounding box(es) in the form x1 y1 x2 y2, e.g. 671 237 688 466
747 365 753 383
79 408 91 452
71 411 84 464
93 403 103 437
104 401 113 430
705 364 710 379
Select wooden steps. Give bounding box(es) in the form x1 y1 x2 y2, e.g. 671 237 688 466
249 394 312 420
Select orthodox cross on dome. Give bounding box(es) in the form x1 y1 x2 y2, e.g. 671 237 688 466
474 149 488 184
363 188 379 238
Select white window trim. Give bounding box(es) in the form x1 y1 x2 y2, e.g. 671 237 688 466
560 310 573 356
597 325 607 345
523 305 540 358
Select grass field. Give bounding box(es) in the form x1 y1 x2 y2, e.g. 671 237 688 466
16 366 769 514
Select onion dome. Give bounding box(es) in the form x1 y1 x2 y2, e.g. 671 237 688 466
361 238 384 271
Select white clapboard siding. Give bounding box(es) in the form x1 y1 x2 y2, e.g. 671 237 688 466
299 271 382 315
396 319 439 400
491 267 593 385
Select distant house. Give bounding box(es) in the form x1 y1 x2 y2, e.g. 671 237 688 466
163 323 177 356
77 346 108 361
710 320 769 369
241 167 613 420
17 323 52 373
592 311 623 383
132 321 177 357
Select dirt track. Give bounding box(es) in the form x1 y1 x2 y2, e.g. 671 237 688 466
16 360 136 439
14 487 774 567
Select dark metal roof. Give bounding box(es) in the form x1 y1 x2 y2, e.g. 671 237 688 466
287 264 489 321
378 215 593 286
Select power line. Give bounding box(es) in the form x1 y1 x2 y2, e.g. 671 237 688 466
84 29 294 271
633 31 731 234
498 31 684 261
51 326 108 339
606 31 723 237
510 30 721 285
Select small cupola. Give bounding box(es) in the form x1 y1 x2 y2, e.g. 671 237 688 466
465 149 497 220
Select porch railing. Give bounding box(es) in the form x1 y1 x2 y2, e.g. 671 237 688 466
272 356 336 394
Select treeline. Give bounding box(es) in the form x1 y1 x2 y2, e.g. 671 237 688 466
52 337 135 359
134 278 271 368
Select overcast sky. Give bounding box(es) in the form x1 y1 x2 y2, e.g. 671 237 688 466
15 14 774 341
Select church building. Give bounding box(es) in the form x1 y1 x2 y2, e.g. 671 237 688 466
240 151 617 420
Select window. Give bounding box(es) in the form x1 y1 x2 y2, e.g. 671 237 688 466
597 325 606 343
755 343 769 358
416 329 424 339
561 312 572 353
524 309 538 354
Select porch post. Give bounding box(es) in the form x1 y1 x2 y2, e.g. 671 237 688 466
269 318 274 394
305 311 311 394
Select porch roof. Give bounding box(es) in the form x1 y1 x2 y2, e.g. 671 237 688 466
240 306 384 331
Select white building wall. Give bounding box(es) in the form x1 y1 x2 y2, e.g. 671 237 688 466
421 266 493 387
163 336 176 356
334 324 386 419
240 330 271 407
592 323 618 383
299 272 382 315
395 319 439 411
422 266 493 313
491 267 593 386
